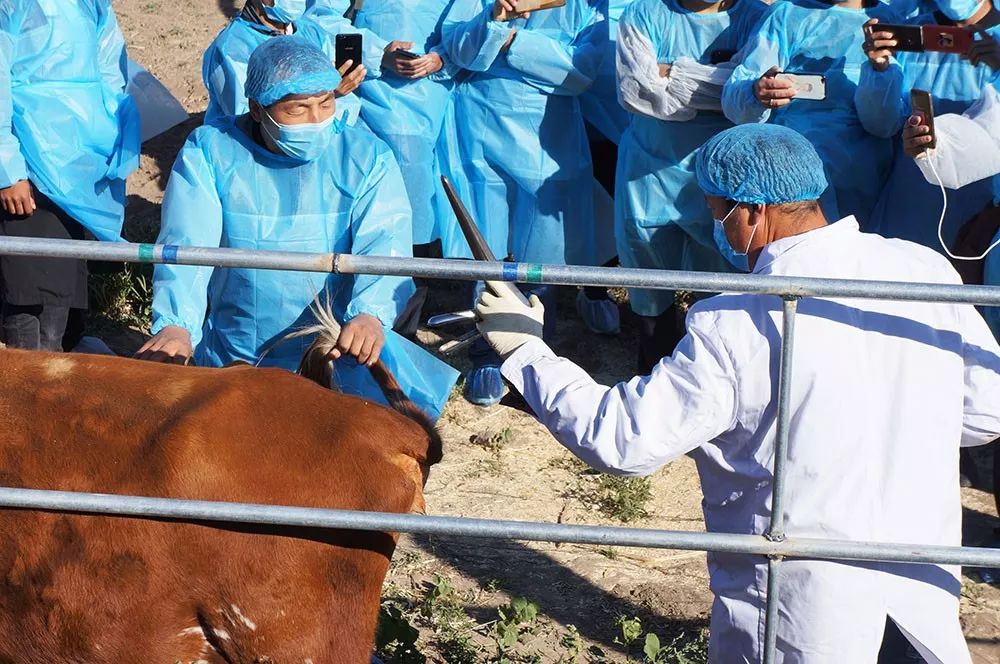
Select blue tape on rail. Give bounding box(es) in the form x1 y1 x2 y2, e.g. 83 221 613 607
162 245 179 264
501 263 518 281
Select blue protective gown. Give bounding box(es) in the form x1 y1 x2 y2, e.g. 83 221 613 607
856 5 1000 246
353 0 456 245
982 74 1000 339
617 0 771 317
579 0 629 144
305 0 392 71
723 0 900 228
202 14 365 126
151 117 458 420
0 0 139 242
437 0 608 265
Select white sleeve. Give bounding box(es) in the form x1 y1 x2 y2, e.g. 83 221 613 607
500 318 738 477
616 22 733 121
960 304 1000 447
917 85 1000 190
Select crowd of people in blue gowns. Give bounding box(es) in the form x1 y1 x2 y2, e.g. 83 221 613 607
1 0 999 416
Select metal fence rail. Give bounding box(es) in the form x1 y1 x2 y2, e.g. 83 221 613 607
1 237 999 664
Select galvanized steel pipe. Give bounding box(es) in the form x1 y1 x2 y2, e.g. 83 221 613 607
2 237 1000 306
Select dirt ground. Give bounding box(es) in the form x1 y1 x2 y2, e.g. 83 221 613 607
110 1 1000 661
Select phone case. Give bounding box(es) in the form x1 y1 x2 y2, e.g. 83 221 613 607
335 34 363 73
921 25 973 55
775 73 826 101
496 0 566 21
874 24 924 52
909 89 936 150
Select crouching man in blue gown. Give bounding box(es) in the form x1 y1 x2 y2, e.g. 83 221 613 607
137 36 458 421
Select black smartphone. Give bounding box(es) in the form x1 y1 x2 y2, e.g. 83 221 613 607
709 48 737 65
396 49 421 60
335 33 363 74
909 88 936 150
867 23 924 52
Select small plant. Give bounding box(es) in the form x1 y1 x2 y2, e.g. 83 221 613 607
470 428 512 476
615 616 644 658
597 476 652 523
491 597 539 660
419 576 480 662
376 603 425 664
597 547 619 560
558 625 584 663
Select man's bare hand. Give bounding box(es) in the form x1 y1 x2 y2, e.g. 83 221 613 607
335 60 367 97
493 0 531 21
135 326 194 365
902 114 933 159
754 65 796 109
862 19 897 73
331 313 385 366
0 180 36 217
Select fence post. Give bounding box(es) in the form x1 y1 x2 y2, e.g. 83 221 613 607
762 296 799 664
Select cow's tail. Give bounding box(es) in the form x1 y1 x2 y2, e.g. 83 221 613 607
289 296 443 464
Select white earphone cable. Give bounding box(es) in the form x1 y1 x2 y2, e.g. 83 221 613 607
928 153 1000 261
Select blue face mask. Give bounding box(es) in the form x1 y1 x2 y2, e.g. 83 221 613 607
262 109 343 162
261 0 306 24
712 203 759 272
937 0 982 21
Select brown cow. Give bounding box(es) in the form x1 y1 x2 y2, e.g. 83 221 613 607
0 312 442 663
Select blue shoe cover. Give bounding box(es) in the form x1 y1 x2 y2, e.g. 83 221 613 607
576 290 620 335
464 365 504 406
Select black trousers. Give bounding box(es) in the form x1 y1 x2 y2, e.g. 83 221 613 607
0 189 88 351
877 619 927 663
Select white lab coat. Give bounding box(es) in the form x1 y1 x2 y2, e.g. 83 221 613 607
502 218 1000 663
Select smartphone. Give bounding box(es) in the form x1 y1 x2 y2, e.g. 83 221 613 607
868 23 924 52
496 0 566 21
921 24 973 55
335 33 363 75
710 48 737 65
909 88 936 150
396 49 421 60
775 73 827 101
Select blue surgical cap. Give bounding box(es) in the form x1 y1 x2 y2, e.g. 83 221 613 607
695 124 828 204
936 0 981 21
245 35 342 108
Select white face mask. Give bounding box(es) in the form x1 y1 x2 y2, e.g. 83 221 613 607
713 202 760 272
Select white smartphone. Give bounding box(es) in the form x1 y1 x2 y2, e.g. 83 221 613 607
775 73 827 101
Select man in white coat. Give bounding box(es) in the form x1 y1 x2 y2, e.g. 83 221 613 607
474 123 1000 663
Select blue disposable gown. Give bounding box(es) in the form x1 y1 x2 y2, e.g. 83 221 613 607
437 0 608 265
856 8 1000 246
202 15 365 127
151 118 458 420
617 0 770 317
723 0 899 228
982 74 1000 339
353 0 456 245
578 0 629 144
0 0 139 242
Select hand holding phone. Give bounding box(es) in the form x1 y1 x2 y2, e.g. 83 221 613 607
754 65 796 109
906 89 936 156
775 73 827 101
863 19 903 72
968 28 1000 70
336 33 364 75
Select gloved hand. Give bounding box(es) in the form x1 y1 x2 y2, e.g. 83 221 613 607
475 281 545 360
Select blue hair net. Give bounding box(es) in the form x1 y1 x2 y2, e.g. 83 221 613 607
695 124 828 204
936 0 982 21
244 35 342 107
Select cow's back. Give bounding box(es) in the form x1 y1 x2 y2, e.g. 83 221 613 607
0 349 433 663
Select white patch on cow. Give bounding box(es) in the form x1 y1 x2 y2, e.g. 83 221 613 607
305 659 315 664
177 626 203 638
212 628 232 641
229 604 257 631
42 357 74 379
